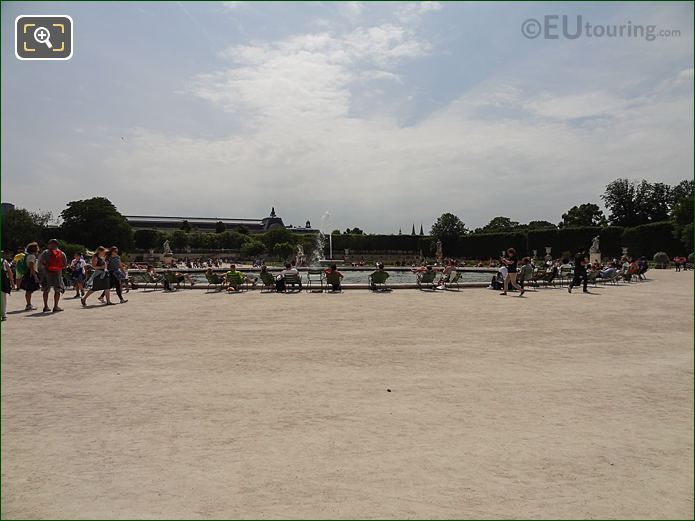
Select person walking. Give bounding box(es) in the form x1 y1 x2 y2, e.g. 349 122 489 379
81 247 113 306
1 251 15 321
18 242 41 311
500 247 525 296
38 239 68 312
99 246 127 304
568 250 588 293
69 252 87 298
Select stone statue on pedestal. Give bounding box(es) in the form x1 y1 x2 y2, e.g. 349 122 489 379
163 240 172 255
590 236 600 253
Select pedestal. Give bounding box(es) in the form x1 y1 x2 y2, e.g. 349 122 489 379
589 252 601 265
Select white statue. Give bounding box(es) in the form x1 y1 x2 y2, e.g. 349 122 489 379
295 244 306 266
590 236 600 253
163 240 172 255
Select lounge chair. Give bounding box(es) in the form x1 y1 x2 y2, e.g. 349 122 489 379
325 271 343 293
162 272 180 291
133 272 163 292
445 271 461 291
259 271 276 293
282 273 302 293
369 270 390 292
225 272 248 292
417 271 437 290
205 271 225 293
306 269 325 293
587 269 599 287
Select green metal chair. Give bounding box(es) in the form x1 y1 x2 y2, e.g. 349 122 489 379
282 273 302 293
417 270 437 290
368 270 390 291
445 271 461 291
162 271 180 291
225 271 248 292
259 271 276 293
205 271 225 293
306 269 325 293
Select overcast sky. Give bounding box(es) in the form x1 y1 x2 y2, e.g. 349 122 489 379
2 1 693 232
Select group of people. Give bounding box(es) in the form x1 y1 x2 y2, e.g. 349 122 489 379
1 242 130 320
490 248 651 295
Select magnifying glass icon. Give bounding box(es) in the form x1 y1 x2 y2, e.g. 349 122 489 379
33 26 53 49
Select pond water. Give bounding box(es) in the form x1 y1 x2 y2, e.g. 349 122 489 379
180 269 494 285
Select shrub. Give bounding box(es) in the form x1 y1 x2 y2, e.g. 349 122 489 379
57 240 88 257
134 229 162 251
621 221 684 258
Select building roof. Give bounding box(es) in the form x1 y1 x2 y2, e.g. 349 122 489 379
125 215 264 225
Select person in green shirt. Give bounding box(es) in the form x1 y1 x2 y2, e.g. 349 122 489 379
224 265 247 292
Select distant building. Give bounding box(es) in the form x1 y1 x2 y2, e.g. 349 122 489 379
125 208 318 234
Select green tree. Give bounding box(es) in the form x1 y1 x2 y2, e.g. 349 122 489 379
169 230 189 251
214 221 226 234
1 207 52 251
59 197 133 250
527 220 557 230
260 227 296 251
602 179 638 226
240 239 266 258
133 229 162 250
478 216 519 233
236 225 249 235
559 203 607 228
218 231 247 249
273 241 294 261
345 227 364 234
430 213 467 246
180 220 192 233
602 179 674 226
670 180 693 225
635 181 670 223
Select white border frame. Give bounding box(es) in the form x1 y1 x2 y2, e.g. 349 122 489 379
15 15 73 61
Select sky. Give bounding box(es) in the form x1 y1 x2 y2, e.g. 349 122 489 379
1 1 693 233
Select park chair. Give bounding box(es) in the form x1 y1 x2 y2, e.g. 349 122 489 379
283 273 302 293
558 267 573 287
417 270 437 291
259 271 276 293
369 270 390 292
162 272 180 291
445 271 461 291
600 269 620 285
306 269 325 293
530 268 547 288
587 270 599 287
134 272 162 292
325 271 343 293
205 271 225 293
225 272 248 292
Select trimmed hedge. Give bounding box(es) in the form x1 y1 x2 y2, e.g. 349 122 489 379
332 222 686 260
621 222 684 258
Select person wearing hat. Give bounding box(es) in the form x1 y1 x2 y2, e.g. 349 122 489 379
38 239 68 313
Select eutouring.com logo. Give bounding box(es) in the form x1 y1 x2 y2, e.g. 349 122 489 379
521 15 681 42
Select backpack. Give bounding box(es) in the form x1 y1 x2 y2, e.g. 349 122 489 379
13 252 27 276
46 249 64 272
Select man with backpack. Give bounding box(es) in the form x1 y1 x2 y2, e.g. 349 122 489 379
38 239 68 313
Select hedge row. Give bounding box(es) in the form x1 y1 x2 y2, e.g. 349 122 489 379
329 222 688 259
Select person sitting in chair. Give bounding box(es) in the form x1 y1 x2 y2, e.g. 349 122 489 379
224 265 246 292
275 262 300 292
324 264 344 292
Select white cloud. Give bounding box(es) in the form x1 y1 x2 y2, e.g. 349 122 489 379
395 1 443 24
